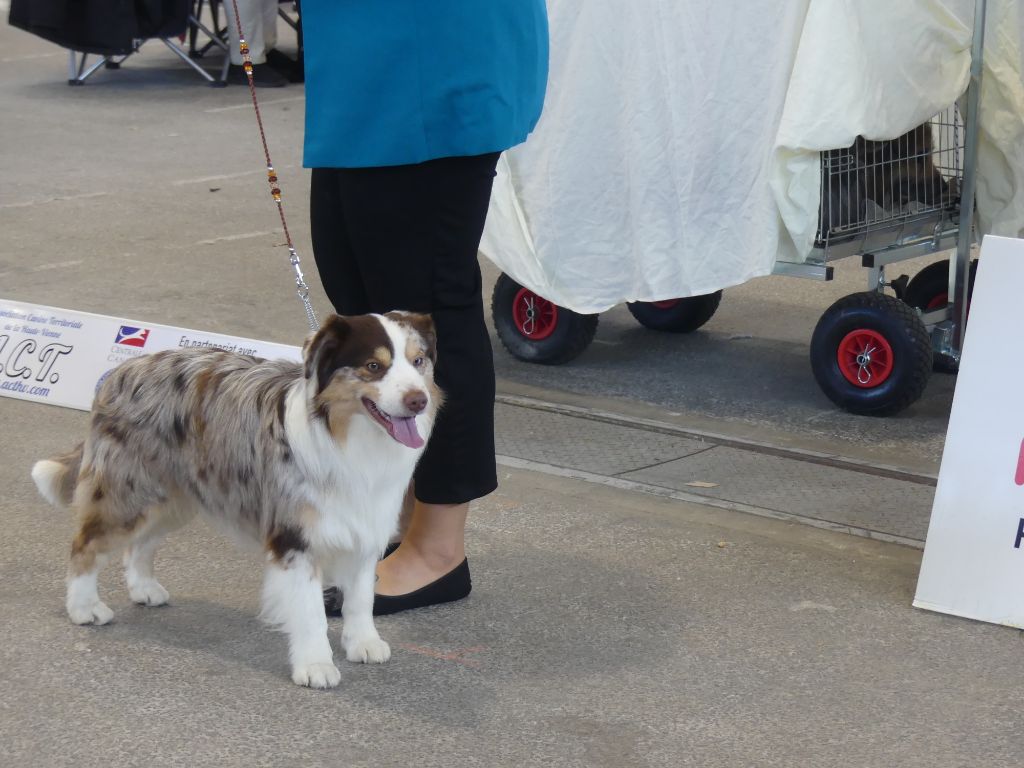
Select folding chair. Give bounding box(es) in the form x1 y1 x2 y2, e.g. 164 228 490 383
10 0 231 86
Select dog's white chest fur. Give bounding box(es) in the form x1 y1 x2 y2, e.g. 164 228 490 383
286 384 423 558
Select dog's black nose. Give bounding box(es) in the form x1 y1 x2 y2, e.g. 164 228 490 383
404 390 427 414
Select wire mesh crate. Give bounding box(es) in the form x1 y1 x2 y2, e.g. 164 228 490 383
814 105 964 261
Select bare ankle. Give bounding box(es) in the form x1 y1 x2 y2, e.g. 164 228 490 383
394 540 464 571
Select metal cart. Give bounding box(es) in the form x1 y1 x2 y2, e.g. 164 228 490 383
491 1 987 417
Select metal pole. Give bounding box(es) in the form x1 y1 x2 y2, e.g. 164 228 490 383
161 38 219 84
950 0 987 356
76 55 110 83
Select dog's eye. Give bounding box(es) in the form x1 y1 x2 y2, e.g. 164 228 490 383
367 362 381 372
413 357 425 368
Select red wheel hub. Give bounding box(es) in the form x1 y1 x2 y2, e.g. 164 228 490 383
512 287 558 341
650 299 681 310
837 329 894 388
926 292 972 320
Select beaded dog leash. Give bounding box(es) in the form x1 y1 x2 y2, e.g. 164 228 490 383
227 0 319 333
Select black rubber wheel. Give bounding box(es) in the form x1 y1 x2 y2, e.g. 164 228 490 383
903 259 977 310
626 291 723 333
903 258 977 374
491 273 598 365
810 292 932 416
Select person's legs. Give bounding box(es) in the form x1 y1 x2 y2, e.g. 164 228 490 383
309 168 371 315
223 0 268 64
262 0 279 53
314 153 500 600
222 0 287 86
377 282 495 595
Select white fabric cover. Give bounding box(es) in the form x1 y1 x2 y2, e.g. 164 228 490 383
773 0 1024 264
480 0 1024 314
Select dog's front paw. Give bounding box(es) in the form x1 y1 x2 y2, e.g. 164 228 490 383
291 661 342 689
67 600 114 626
344 636 391 664
128 579 170 607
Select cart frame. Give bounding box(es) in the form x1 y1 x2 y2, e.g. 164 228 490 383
773 0 987 372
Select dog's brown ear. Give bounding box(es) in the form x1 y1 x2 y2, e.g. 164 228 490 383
410 314 437 364
387 311 437 364
304 314 352 393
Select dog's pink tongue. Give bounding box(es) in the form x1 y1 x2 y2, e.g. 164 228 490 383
390 416 424 449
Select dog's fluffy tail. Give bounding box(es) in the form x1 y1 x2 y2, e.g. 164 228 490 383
32 443 84 508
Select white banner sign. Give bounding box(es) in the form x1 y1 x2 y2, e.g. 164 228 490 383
915 236 1024 628
0 299 302 413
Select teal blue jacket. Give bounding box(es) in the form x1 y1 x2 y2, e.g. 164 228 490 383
301 0 548 168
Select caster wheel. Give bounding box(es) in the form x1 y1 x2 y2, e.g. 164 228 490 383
903 258 977 373
626 291 722 333
491 273 598 365
810 292 932 416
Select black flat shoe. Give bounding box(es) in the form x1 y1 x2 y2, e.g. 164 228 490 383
264 48 304 83
373 558 471 616
323 541 401 617
323 587 343 617
226 63 288 88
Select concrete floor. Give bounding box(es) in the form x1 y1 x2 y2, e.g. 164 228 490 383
3 22 1020 768
4 401 1024 768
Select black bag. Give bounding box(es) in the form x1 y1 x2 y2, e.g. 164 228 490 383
9 0 189 56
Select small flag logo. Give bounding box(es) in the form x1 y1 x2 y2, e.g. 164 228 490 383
114 326 150 348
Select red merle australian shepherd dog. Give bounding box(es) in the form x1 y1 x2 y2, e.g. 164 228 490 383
32 312 441 688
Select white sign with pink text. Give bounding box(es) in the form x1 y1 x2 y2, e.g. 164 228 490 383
915 236 1024 628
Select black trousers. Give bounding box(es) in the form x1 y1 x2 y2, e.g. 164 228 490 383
309 152 501 505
